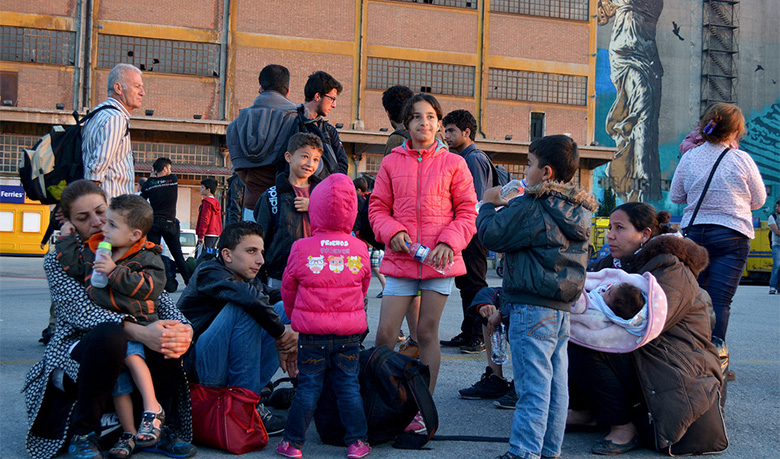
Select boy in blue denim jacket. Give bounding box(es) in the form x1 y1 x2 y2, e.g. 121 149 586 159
476 135 598 459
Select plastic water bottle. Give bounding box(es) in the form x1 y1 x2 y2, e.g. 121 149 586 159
476 178 528 210
90 241 112 288
499 178 528 201
406 242 452 275
491 323 509 365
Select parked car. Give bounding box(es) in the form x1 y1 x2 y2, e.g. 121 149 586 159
179 229 197 259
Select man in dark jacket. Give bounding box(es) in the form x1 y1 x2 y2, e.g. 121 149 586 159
228 65 299 221
141 157 191 284
178 221 297 435
441 110 493 353
296 71 349 178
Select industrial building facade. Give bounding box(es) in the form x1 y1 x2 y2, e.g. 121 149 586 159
1 0 613 227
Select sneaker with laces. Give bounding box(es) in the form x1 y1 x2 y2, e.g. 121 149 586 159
275 440 302 458
137 426 197 458
404 411 426 434
258 403 287 435
67 433 104 459
459 367 510 399
770 288 778 295
347 440 371 459
494 381 517 409
460 337 486 354
440 332 471 347
268 387 297 410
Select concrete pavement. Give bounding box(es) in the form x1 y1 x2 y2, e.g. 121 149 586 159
1 256 778 458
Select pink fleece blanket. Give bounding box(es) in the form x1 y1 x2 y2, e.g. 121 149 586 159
570 268 668 353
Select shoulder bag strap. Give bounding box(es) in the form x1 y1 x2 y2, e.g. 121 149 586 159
683 147 730 236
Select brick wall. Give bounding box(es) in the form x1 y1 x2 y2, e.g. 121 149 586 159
12 66 75 110
230 47 354 127
4 1 75 17
483 100 587 143
235 0 354 41
98 0 222 30
93 71 219 119
366 2 478 54
488 14 589 64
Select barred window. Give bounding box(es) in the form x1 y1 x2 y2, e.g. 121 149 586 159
491 0 589 21
367 58 475 97
364 154 383 175
0 134 39 174
0 26 76 66
98 35 219 77
132 141 218 165
386 0 477 8
488 68 587 106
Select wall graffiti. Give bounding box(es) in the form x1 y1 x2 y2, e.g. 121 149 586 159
599 0 664 202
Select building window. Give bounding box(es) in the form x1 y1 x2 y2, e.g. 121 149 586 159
0 26 76 66
367 58 475 97
387 0 477 8
530 112 545 141
97 35 219 77
488 68 587 106
132 141 218 166
491 0 589 21
364 154 383 175
0 134 38 175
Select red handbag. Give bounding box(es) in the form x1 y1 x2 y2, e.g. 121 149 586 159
189 384 268 454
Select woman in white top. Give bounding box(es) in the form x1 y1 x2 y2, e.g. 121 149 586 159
670 103 766 343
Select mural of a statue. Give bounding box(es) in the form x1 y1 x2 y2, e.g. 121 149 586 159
600 0 663 201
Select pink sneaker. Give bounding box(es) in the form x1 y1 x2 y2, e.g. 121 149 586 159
276 440 302 458
404 412 426 434
347 440 371 459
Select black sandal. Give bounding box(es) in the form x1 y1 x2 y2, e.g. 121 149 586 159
135 406 165 447
109 432 136 459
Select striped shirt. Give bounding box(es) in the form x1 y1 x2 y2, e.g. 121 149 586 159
81 98 134 200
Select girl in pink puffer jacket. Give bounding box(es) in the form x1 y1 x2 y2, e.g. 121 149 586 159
369 94 477 432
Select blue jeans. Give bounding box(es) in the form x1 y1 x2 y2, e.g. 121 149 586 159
194 301 289 394
284 333 367 449
686 224 750 340
770 245 780 290
507 303 569 459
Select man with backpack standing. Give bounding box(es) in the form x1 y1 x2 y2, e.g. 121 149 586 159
228 64 300 221
296 71 349 178
441 109 493 354
82 63 144 200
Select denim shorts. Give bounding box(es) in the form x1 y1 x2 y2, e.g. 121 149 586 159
383 275 455 296
111 341 145 397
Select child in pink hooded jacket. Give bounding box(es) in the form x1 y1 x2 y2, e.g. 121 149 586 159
278 173 372 459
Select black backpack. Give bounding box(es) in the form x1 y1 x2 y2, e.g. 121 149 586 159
314 346 438 449
355 192 384 251
18 106 119 204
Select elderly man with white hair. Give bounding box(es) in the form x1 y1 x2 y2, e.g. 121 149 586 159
82 63 145 200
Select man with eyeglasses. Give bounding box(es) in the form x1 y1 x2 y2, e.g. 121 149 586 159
296 71 349 178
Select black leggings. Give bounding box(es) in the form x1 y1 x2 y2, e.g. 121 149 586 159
568 343 644 427
70 322 181 436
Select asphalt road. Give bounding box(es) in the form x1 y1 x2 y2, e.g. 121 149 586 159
1 256 778 458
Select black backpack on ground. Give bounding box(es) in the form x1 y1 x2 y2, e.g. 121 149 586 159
314 346 438 449
18 106 119 204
